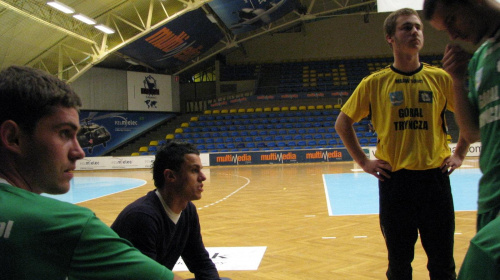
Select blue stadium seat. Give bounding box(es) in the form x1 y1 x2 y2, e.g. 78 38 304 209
328 139 338 145
148 146 157 152
196 144 206 150
216 144 226 149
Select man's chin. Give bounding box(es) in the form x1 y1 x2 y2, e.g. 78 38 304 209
46 185 71 195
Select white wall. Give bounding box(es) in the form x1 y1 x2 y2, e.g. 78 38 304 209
71 67 128 110
71 67 180 112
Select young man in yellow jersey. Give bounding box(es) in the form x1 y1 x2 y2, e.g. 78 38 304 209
335 8 470 280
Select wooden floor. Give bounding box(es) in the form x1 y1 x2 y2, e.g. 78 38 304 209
77 158 479 280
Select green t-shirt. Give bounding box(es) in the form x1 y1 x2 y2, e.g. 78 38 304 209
468 29 500 214
458 216 500 280
0 183 174 280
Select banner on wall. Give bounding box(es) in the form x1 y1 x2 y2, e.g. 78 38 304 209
209 0 296 35
78 110 175 157
75 143 480 170
127 72 173 111
119 9 224 71
209 148 354 166
76 153 211 171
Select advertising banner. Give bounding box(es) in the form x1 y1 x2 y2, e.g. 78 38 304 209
209 148 354 166
78 110 175 157
209 0 296 35
127 72 173 111
119 9 224 71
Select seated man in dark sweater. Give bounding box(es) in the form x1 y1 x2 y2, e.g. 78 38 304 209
112 141 221 280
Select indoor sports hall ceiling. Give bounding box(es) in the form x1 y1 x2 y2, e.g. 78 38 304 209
0 0 376 82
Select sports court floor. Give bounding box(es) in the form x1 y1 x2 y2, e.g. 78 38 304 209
48 160 480 279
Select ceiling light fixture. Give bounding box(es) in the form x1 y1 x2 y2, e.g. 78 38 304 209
95 24 115 34
46 1 75 14
73 13 96 25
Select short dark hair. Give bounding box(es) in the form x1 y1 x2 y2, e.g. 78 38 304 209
383 8 421 37
152 141 200 189
0 65 82 134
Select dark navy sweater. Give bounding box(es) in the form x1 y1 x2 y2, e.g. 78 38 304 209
111 190 219 280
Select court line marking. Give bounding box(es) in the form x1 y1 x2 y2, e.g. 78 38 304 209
198 173 251 211
322 174 333 216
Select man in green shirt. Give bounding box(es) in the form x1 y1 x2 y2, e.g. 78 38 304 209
0 65 184 280
424 0 500 279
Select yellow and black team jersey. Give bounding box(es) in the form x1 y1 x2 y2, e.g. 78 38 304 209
341 63 454 171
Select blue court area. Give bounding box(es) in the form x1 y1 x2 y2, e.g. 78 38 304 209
42 177 146 204
323 168 482 216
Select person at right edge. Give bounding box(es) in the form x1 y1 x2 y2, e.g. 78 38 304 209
423 0 500 279
335 8 470 280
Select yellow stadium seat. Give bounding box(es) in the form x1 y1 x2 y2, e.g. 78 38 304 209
272 107 280 112
334 104 342 109
181 122 189 128
246 108 255 113
131 152 140 156
204 110 211 114
190 116 198 122
307 105 316 110
316 105 325 110
166 134 174 140
212 109 220 114
281 106 289 111
139 146 148 152
264 107 272 112
290 106 298 111
149 140 158 146
229 108 237 114
254 107 263 112
238 108 246 113
174 128 183 134
298 105 307 111
221 109 229 114
325 104 333 110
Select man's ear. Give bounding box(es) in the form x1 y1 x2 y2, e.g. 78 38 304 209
0 120 22 153
163 169 177 183
385 34 393 47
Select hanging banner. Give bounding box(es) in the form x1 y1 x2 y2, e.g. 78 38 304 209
127 71 173 111
209 0 296 35
119 9 224 71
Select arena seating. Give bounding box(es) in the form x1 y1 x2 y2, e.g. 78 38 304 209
220 55 444 94
134 105 377 155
